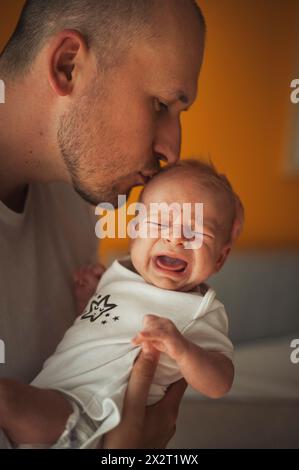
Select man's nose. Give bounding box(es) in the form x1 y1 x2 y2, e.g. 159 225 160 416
153 115 181 166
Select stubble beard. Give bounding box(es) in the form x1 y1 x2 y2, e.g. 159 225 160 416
57 104 130 207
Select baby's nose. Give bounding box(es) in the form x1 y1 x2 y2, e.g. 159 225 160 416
164 225 186 246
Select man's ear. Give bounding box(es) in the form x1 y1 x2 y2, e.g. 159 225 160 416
214 244 231 273
48 30 88 97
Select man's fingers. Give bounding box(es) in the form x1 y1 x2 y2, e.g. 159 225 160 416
124 346 160 419
103 347 160 449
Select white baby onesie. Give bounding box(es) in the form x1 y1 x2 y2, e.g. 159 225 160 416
32 257 233 448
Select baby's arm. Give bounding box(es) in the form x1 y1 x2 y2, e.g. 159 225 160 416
132 315 234 399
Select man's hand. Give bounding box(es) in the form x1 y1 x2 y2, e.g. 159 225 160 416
102 344 187 449
142 377 187 448
132 314 189 363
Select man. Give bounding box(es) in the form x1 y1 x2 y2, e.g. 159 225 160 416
0 0 205 448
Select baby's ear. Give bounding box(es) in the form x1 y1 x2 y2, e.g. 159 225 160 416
231 194 245 243
215 244 231 272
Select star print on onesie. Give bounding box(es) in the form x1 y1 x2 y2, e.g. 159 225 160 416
81 294 117 324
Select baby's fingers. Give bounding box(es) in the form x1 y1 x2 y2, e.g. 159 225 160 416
137 329 167 342
131 334 143 345
92 263 106 278
131 331 163 345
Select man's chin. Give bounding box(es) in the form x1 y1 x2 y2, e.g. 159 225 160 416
73 183 133 208
73 185 101 206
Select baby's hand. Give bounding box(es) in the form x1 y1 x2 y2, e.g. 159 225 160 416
73 263 106 315
132 314 188 362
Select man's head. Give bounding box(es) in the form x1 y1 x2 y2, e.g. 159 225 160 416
0 0 205 206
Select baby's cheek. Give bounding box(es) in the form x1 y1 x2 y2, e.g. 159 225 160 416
192 248 215 280
130 237 150 273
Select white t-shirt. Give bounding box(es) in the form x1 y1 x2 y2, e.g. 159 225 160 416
32 256 233 447
0 182 98 383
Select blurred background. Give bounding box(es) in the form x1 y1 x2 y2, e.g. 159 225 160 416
1 0 299 449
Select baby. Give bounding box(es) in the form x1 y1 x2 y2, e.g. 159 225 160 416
0 159 244 449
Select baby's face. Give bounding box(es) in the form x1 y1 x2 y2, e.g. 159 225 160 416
130 173 231 292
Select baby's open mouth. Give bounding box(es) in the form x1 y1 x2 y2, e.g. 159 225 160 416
155 255 188 273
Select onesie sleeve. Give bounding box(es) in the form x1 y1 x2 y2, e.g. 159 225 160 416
181 298 234 361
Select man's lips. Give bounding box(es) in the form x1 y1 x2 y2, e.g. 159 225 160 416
137 170 159 185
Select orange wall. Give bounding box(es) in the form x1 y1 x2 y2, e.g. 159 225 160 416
188 0 299 249
1 0 299 262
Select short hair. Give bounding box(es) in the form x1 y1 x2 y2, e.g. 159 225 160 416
142 158 245 245
0 0 206 78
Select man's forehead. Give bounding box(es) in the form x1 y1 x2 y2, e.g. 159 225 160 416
150 0 205 68
144 44 202 105
131 1 204 98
